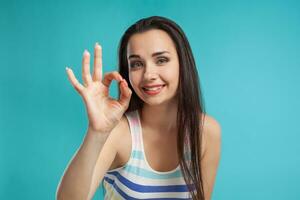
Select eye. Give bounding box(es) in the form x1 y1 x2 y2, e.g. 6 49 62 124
130 61 143 68
156 57 169 65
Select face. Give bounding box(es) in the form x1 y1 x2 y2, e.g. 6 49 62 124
126 29 180 106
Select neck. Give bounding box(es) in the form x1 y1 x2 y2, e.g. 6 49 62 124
139 99 178 135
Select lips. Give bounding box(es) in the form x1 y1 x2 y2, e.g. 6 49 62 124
142 84 166 89
143 86 164 92
140 84 165 96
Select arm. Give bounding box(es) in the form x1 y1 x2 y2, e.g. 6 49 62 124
201 115 222 200
58 42 132 200
56 128 115 200
86 116 127 199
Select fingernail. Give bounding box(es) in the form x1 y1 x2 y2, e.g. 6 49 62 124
83 49 89 55
95 42 99 47
66 67 70 70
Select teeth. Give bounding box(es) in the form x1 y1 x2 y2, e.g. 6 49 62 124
144 86 163 91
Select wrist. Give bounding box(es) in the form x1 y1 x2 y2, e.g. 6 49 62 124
86 127 110 141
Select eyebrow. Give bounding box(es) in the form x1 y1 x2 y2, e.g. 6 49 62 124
128 51 170 59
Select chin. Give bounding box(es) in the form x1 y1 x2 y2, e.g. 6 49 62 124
136 87 177 106
143 97 175 107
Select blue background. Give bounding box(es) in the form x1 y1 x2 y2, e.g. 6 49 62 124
1 0 299 199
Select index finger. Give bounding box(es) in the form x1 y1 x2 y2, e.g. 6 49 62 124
102 71 123 88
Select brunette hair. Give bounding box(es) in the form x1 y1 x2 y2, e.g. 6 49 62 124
117 16 206 200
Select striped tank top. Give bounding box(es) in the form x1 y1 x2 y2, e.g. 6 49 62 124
101 109 193 199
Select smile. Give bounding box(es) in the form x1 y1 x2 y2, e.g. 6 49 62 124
142 85 166 95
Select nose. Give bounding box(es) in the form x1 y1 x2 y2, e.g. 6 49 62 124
143 64 158 80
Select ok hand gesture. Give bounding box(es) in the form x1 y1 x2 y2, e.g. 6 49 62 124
66 43 132 134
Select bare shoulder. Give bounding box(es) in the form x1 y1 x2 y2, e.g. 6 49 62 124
200 114 222 199
202 114 222 138
114 114 130 133
109 114 130 140
201 114 222 158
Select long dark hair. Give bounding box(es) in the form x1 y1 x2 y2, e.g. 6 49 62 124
117 16 206 200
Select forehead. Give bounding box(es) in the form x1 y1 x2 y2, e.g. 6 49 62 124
126 29 177 57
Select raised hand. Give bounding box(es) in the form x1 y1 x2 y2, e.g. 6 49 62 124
66 43 132 134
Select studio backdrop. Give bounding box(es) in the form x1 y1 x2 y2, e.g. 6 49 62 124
0 0 299 199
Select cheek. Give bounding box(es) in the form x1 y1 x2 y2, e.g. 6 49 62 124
164 67 179 82
163 67 179 91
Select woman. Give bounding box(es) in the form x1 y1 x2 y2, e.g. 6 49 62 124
57 16 221 200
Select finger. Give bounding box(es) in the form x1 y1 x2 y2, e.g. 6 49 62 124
66 67 85 94
82 49 93 86
118 79 132 108
92 42 102 81
102 71 123 88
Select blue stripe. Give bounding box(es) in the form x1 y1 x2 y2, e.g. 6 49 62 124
105 171 192 193
104 176 192 200
132 150 144 159
104 177 138 200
